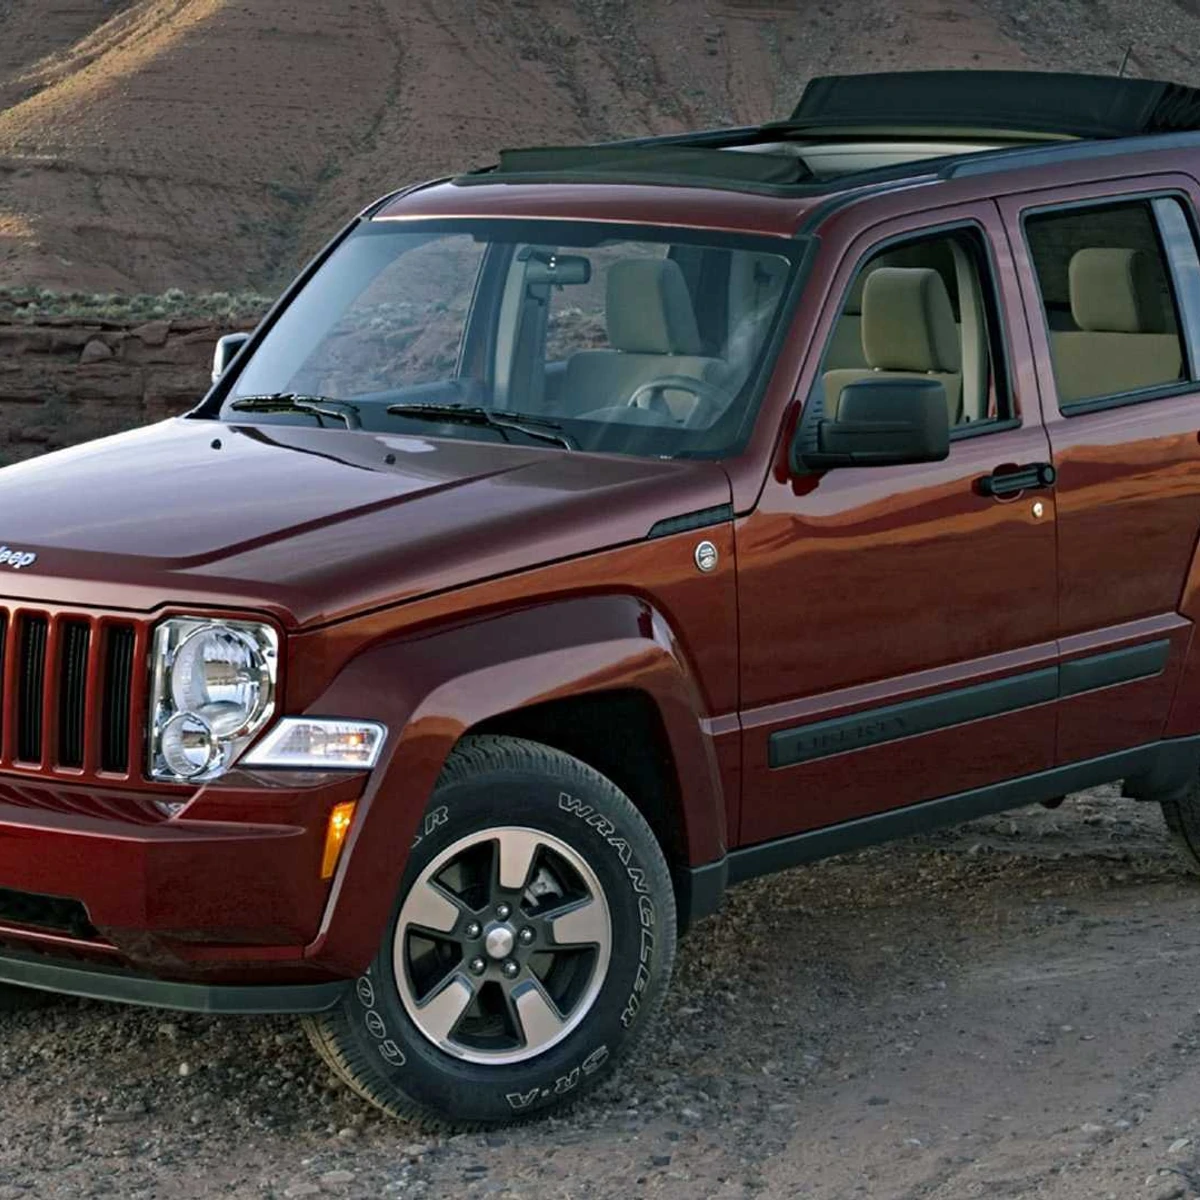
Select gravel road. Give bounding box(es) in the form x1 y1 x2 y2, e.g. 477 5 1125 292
5 788 1200 1199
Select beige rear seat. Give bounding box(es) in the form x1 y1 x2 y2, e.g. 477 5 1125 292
1050 248 1183 404
824 267 962 424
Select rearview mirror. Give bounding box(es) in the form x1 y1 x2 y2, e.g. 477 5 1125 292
521 251 592 286
799 378 950 469
211 332 250 385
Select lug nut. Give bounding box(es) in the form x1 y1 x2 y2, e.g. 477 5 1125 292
518 927 535 946
464 921 482 939
469 957 486 976
496 903 512 920
501 960 520 979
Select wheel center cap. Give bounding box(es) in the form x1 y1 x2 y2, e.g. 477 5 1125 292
485 925 515 960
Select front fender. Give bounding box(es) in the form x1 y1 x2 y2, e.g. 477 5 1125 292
299 594 728 975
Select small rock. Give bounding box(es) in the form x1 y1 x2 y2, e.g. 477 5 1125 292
131 320 171 347
284 1186 322 1199
1149 1181 1185 1200
1168 1137 1191 1154
651 1155 672 1168
158 1023 179 1041
336 1126 358 1140
79 339 113 365
320 1170 356 1186
178 1062 192 1077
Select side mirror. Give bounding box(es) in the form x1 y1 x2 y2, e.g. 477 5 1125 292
799 378 950 469
211 332 251 385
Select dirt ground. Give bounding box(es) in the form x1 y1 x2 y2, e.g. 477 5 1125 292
3 786 1200 1198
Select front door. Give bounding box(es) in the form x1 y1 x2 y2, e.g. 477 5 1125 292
1000 179 1200 764
737 203 1059 847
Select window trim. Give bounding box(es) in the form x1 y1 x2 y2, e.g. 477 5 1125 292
1017 189 1200 418
807 216 1019 438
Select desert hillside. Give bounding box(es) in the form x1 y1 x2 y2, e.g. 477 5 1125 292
2 0 1199 294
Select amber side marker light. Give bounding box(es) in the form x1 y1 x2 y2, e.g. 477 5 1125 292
322 801 358 880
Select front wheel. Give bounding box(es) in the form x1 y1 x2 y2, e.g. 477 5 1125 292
303 735 677 1128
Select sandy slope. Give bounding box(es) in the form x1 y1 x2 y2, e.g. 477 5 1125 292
0 0 1197 284
0 0 1030 292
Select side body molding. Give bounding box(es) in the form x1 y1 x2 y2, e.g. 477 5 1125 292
296 595 728 975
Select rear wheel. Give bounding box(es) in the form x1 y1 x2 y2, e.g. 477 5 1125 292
1162 779 1200 872
304 735 677 1128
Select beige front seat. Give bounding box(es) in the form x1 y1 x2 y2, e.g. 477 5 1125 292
563 258 723 421
1050 248 1183 404
824 267 962 424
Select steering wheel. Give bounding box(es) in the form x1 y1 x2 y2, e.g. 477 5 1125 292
624 374 728 427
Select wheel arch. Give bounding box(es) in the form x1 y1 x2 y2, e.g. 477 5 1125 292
300 594 729 975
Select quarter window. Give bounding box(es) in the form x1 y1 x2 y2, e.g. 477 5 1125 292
1024 198 1194 409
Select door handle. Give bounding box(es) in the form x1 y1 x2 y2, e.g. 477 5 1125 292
977 462 1057 498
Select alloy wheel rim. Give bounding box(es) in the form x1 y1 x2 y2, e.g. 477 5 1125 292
393 826 613 1065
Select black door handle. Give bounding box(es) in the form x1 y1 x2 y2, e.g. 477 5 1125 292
977 461 1057 498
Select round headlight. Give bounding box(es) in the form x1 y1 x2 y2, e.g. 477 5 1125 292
171 625 272 738
160 712 219 779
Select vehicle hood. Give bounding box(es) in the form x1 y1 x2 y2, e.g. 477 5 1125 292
0 419 733 627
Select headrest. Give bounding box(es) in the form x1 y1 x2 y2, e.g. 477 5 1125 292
862 267 961 374
607 259 703 355
1069 248 1166 333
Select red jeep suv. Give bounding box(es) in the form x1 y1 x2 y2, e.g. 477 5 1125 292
4 69 1200 1127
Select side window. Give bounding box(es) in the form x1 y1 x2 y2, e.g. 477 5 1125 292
1024 198 1193 409
822 227 1009 431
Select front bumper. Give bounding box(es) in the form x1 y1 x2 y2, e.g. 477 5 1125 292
0 948 350 1013
0 769 367 999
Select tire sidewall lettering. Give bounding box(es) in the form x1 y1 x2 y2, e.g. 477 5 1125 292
557 790 658 1034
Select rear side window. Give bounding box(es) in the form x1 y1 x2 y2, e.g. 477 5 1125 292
1024 198 1198 410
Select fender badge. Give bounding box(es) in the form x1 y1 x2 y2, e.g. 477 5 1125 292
694 540 719 573
0 546 37 571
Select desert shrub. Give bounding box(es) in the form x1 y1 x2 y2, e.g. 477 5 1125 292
0 288 274 325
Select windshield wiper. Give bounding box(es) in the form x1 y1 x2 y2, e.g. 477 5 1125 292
386 403 576 451
230 393 362 430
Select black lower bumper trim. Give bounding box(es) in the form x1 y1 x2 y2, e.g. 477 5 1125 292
674 856 728 930
0 950 352 1015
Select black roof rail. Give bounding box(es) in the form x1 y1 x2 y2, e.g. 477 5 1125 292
942 128 1200 180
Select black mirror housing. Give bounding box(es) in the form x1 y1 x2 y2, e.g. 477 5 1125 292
798 377 950 469
211 332 251 385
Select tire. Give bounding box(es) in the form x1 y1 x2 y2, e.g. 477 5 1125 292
303 735 677 1129
1162 780 1200 872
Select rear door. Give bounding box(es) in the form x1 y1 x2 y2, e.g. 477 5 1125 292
999 179 1200 763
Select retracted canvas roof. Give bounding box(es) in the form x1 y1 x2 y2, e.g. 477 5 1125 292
791 71 1200 140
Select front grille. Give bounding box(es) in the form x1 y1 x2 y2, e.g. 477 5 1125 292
0 609 141 777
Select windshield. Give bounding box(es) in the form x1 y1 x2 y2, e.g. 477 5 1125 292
223 219 802 459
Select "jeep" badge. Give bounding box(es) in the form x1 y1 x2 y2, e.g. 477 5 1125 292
0 546 38 570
